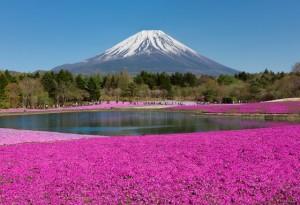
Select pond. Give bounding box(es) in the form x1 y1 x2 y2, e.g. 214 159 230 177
0 111 287 136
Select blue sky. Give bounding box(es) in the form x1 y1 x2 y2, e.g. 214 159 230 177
0 0 299 73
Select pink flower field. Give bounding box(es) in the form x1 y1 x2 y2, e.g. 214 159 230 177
0 128 106 145
171 101 300 114
0 125 299 204
0 101 145 115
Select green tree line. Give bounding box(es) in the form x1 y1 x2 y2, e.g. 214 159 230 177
0 68 300 108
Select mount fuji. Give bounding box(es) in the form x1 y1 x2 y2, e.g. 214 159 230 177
53 30 238 76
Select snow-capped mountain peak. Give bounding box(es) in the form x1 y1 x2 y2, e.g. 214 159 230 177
93 30 199 62
53 30 238 76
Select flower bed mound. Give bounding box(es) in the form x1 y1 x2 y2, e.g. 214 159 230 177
0 126 300 204
171 101 300 114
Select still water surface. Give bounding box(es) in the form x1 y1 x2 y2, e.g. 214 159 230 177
0 111 281 136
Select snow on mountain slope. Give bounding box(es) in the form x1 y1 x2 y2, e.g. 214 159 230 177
97 30 198 60
53 30 238 76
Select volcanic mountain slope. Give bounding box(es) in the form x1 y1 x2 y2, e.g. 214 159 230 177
53 30 238 76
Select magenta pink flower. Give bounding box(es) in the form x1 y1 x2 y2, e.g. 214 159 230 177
0 125 299 204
